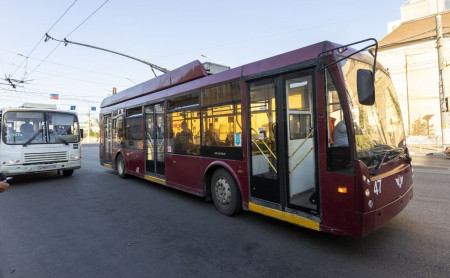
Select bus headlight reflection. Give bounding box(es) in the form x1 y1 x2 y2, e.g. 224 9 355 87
368 199 373 209
365 189 370 197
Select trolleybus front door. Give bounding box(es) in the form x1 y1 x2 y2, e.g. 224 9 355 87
145 103 165 177
283 72 318 213
249 71 318 214
103 115 112 164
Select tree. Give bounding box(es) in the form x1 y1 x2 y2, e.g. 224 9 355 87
411 115 435 135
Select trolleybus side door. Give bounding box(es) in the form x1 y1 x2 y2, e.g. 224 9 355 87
248 70 319 215
103 114 112 164
145 103 165 177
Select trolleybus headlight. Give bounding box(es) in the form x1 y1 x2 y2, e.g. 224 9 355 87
365 189 370 197
368 199 373 209
8 159 14 164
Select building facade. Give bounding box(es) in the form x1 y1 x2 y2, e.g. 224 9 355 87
378 0 450 145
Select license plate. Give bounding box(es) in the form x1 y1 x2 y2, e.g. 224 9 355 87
38 165 57 170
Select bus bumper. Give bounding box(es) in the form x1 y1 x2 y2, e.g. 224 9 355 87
0 160 81 176
345 185 413 237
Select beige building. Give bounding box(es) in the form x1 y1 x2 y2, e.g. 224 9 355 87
378 0 450 145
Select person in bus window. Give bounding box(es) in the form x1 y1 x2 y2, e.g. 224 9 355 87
204 123 219 146
225 132 234 147
332 121 348 147
174 121 193 153
20 122 34 139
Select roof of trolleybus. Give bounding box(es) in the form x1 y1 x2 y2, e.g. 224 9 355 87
101 40 367 110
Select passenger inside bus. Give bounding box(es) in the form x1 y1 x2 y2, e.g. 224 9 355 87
20 122 34 139
332 121 348 147
174 121 193 154
225 133 234 146
56 125 71 135
204 123 219 146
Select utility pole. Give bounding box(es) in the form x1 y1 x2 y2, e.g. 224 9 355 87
405 54 411 136
87 105 91 144
436 1 450 145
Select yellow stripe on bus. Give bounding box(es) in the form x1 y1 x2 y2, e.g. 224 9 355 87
144 175 166 185
249 202 320 231
103 163 112 169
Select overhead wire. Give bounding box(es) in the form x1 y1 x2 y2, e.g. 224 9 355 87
0 87 104 103
0 57 136 88
65 0 109 39
25 0 110 80
1 49 142 83
11 0 79 78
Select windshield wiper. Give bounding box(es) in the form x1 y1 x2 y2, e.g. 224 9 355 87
369 147 404 175
370 150 388 176
51 130 69 145
23 128 43 147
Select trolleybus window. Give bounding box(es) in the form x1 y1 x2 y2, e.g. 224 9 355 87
112 110 124 149
167 81 242 158
124 107 143 150
249 80 277 181
326 69 352 171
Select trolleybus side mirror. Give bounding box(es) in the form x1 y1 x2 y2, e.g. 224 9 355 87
80 129 84 139
357 69 375 106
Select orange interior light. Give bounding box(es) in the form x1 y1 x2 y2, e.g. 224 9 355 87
338 187 348 194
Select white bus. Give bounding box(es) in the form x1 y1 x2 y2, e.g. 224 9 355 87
0 104 82 177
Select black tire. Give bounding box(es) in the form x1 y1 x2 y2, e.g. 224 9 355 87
62 169 74 176
211 168 242 216
116 154 127 179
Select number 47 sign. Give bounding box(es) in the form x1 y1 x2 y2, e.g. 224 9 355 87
374 180 382 195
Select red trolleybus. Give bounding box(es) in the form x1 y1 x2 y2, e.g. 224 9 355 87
99 39 413 237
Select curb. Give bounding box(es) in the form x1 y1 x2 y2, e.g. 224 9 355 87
425 152 445 156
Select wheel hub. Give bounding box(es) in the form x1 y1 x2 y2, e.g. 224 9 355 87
215 177 231 205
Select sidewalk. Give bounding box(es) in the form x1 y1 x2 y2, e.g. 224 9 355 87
408 145 445 156
81 137 99 144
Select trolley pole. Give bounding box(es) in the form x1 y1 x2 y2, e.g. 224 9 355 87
436 3 450 145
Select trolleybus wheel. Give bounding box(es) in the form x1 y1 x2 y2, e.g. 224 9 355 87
211 168 242 216
116 154 127 179
62 169 74 176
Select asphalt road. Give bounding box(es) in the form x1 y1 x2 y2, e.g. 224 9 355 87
0 144 449 278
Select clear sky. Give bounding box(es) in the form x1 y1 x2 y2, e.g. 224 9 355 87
0 0 407 121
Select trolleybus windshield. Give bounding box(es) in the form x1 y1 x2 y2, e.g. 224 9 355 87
340 58 406 167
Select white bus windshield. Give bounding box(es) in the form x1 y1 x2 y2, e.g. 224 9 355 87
2 111 80 145
340 58 406 165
